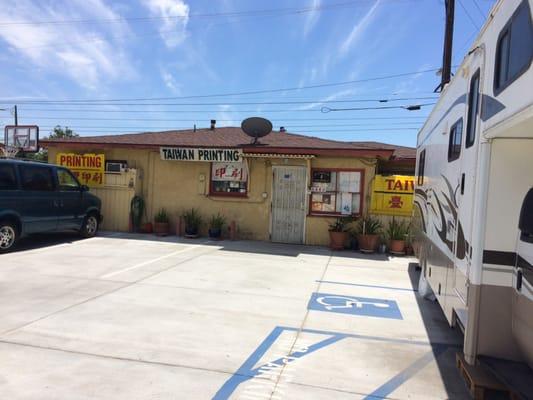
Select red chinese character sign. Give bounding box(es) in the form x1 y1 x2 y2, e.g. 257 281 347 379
56 153 105 187
211 162 247 182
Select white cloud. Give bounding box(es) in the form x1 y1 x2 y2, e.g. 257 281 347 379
161 69 181 94
339 0 381 56
141 0 189 47
297 88 357 111
0 0 135 90
303 0 321 38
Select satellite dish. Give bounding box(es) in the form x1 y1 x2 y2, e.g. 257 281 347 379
241 117 273 144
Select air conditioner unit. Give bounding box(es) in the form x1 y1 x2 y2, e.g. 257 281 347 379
106 161 127 173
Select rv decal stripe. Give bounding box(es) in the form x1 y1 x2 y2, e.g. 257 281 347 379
517 255 533 270
483 250 517 266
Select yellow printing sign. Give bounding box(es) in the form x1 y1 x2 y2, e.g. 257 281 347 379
56 153 105 187
370 175 414 216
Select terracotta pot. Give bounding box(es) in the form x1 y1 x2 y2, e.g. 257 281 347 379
154 222 169 236
358 234 379 253
389 240 406 255
329 231 347 250
141 222 153 234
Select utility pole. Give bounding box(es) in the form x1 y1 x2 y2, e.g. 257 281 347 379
436 0 455 92
14 105 18 125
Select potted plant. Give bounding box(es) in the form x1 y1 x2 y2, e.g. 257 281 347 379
183 208 202 238
386 218 410 255
356 215 382 253
208 213 226 240
154 208 170 236
328 216 354 250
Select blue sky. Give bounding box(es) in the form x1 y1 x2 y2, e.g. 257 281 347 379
0 0 496 147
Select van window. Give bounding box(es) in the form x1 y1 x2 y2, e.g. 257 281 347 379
448 119 463 162
466 70 480 148
519 188 533 243
20 165 55 191
494 0 533 94
417 149 426 186
0 164 17 190
57 168 80 191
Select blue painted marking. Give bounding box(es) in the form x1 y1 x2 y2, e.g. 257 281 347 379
316 280 418 292
212 326 284 400
213 328 346 400
308 292 403 320
363 345 449 399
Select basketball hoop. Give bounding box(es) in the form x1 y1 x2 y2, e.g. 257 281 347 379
2 125 39 158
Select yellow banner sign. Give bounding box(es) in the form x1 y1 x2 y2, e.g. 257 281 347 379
370 175 414 216
56 153 105 187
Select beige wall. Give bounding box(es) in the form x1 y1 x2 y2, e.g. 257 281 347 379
48 147 380 246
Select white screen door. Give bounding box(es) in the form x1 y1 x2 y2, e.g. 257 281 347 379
271 166 307 244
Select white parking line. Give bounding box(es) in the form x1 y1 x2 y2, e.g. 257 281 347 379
101 242 213 279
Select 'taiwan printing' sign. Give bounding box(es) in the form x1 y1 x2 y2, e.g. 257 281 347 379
160 147 242 162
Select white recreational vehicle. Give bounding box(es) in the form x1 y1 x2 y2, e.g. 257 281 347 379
414 0 533 369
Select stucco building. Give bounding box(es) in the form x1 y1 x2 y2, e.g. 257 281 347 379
43 125 414 246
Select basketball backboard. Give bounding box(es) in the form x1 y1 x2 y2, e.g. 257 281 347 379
3 125 39 155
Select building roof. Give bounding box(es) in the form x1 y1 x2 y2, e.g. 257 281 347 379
348 141 416 160
42 127 414 159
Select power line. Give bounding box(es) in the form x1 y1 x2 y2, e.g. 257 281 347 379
0 1 380 27
21 116 427 122
38 127 419 133
32 122 423 130
3 96 438 106
457 0 481 30
3 67 446 103
18 104 434 113
472 0 486 19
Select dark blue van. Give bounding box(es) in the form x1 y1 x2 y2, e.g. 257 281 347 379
0 158 102 252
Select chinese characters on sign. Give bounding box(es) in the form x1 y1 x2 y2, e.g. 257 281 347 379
370 175 414 216
212 162 247 182
56 153 105 187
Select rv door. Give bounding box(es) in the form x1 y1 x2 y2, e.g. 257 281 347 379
454 53 484 305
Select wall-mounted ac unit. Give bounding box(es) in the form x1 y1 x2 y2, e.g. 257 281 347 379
106 160 128 173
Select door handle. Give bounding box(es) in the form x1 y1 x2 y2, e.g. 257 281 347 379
460 173 465 195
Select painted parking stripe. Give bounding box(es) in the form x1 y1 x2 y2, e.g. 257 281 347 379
316 280 418 292
101 242 212 278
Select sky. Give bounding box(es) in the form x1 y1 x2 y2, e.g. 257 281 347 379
0 0 496 147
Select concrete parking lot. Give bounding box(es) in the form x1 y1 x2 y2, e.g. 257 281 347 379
0 233 471 399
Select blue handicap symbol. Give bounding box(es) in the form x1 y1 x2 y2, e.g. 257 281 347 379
308 292 403 320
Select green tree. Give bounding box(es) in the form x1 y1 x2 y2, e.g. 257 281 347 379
48 125 79 139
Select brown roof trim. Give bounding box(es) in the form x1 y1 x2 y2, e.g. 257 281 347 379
42 140 394 158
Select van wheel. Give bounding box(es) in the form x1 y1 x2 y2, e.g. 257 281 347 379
80 214 99 238
0 221 18 253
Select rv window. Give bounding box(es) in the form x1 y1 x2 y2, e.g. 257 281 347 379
494 0 533 94
466 70 480 148
417 149 426 186
448 119 463 162
519 188 533 243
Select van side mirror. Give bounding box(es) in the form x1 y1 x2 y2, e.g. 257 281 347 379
519 188 533 243
80 185 89 192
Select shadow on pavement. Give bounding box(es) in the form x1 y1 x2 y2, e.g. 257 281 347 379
11 232 85 253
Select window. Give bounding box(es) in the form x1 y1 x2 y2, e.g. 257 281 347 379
466 70 480 148
0 164 17 190
210 162 248 196
19 165 54 191
57 168 80 191
417 149 426 186
310 169 363 216
448 119 463 162
519 188 533 243
494 1 533 94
